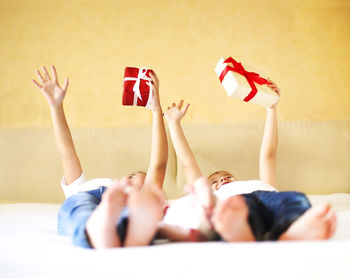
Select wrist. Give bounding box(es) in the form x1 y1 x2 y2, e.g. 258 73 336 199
266 104 277 112
50 103 64 114
151 107 162 114
167 119 181 128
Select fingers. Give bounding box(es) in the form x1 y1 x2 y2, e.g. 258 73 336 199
181 103 190 114
35 66 55 85
36 70 45 83
51 65 58 83
32 79 42 89
149 71 159 84
166 100 190 115
42 66 51 81
149 72 158 88
267 78 280 96
149 72 159 102
61 77 69 93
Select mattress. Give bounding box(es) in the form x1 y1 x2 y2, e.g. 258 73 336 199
1 193 350 278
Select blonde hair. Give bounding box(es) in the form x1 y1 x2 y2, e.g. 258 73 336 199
131 171 146 176
208 170 233 180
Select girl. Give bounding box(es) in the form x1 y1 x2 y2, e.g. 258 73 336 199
32 65 167 248
161 81 336 242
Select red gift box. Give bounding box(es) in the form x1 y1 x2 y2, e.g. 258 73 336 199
122 67 153 108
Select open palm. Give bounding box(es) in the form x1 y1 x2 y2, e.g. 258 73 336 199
164 100 190 124
32 65 69 107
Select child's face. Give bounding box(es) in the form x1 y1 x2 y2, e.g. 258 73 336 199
208 171 237 190
125 172 146 191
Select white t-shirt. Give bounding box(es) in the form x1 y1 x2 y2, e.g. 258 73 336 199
163 180 277 233
163 194 208 230
60 174 115 199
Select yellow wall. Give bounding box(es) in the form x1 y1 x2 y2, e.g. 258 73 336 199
1 0 350 128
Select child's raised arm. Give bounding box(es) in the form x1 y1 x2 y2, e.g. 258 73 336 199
32 65 82 185
164 100 202 185
259 80 281 187
143 72 168 196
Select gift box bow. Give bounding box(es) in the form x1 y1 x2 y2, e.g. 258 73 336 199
219 57 270 102
123 67 153 106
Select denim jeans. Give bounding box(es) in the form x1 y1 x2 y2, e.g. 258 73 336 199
243 191 311 241
57 186 129 248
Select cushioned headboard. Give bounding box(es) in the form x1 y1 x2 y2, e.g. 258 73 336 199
1 121 350 203
0 128 177 203
175 121 350 195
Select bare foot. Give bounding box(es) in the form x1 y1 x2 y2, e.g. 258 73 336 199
185 177 217 223
212 195 255 242
279 203 337 241
123 187 163 247
189 177 217 210
85 182 127 248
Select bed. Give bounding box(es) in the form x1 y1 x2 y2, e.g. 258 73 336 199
1 122 350 277
1 193 350 278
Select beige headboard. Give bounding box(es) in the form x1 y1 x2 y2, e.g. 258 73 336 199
177 121 350 195
1 121 349 203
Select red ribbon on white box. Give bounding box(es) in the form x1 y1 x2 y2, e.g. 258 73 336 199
219 57 269 102
123 68 153 107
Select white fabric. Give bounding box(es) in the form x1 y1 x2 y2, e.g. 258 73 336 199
163 195 211 232
214 179 277 200
60 174 115 198
163 180 277 231
1 194 350 278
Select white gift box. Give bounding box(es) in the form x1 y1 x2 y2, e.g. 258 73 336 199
215 57 279 108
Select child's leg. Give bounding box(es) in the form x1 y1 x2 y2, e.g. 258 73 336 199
123 187 163 247
279 203 337 240
255 191 312 240
57 191 102 248
212 195 255 242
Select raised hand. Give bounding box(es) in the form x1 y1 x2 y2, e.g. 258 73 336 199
148 71 161 112
32 65 69 107
164 100 190 125
267 78 281 110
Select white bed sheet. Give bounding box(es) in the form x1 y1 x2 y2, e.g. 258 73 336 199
0 193 350 278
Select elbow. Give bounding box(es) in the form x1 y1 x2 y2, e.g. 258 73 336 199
155 161 168 172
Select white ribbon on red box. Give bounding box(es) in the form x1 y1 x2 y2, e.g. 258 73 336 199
124 68 153 108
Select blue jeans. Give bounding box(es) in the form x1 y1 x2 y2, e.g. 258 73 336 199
243 191 311 241
57 187 129 248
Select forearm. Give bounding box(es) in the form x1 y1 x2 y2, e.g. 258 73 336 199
168 121 202 184
150 109 168 169
259 106 278 186
145 109 168 188
50 105 82 184
260 106 278 158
